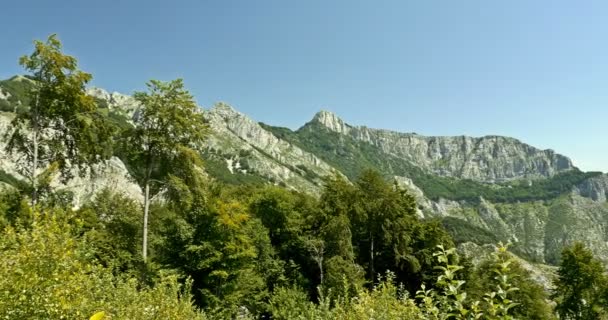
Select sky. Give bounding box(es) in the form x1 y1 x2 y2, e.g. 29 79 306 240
1 1 607 171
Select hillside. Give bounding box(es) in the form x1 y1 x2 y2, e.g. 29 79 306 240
2 75 608 266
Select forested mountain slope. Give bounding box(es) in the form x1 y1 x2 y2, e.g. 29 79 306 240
2 75 608 266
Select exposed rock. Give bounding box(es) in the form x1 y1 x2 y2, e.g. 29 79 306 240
0 88 10 100
308 112 574 183
86 87 140 116
0 112 25 178
574 173 608 201
54 157 143 208
311 110 352 134
0 111 141 209
205 103 337 193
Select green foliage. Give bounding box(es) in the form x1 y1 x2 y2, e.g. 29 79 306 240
553 242 608 319
270 274 424 320
4 33 599 320
125 78 208 192
441 217 500 245
123 78 209 260
159 180 273 316
0 76 34 113
466 247 555 319
268 245 531 320
0 189 31 228
78 189 144 274
269 286 316 320
0 169 28 190
4 34 114 205
0 209 205 319
416 244 530 320
323 256 366 297
318 170 453 291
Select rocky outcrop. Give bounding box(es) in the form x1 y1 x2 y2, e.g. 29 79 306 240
0 109 141 209
205 103 337 193
574 173 608 201
86 87 140 116
308 111 574 183
0 88 10 101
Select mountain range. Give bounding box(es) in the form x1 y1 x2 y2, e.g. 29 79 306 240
2 75 608 275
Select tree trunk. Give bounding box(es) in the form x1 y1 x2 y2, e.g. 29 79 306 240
31 91 40 206
31 128 38 206
142 181 150 262
370 233 375 284
319 259 324 285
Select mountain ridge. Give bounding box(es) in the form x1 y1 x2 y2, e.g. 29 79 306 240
303 109 576 183
2 75 608 267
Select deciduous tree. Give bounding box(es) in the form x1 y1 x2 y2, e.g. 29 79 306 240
125 78 208 261
5 34 113 205
553 242 607 320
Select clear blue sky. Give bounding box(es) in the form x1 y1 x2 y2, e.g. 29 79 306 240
2 1 607 171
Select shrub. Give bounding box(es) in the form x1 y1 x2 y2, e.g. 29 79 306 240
0 209 205 319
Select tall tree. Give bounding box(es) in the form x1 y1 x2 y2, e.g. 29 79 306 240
126 79 208 261
351 169 419 283
553 242 607 320
5 34 113 205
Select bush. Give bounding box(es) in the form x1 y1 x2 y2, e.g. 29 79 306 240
0 209 206 319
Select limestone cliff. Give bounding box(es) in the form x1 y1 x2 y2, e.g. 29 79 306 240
205 103 336 193
309 110 573 183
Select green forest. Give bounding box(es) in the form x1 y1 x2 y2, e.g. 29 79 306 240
2 35 608 320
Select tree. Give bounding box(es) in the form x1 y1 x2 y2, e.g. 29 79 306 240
466 245 554 320
78 188 143 274
125 78 208 261
159 181 270 316
5 34 113 205
553 242 607 320
249 186 318 289
350 169 421 284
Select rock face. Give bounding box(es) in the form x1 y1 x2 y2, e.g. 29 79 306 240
574 174 608 201
0 112 141 208
0 82 142 208
310 111 573 183
0 88 10 100
0 113 21 178
205 103 336 193
2 75 608 269
86 87 140 116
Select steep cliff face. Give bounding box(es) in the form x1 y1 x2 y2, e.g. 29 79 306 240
86 87 140 116
574 173 608 201
1 75 607 268
0 112 141 208
204 103 336 193
310 111 574 183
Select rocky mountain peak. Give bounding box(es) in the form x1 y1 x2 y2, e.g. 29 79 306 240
310 110 351 134
86 87 139 114
208 102 239 117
